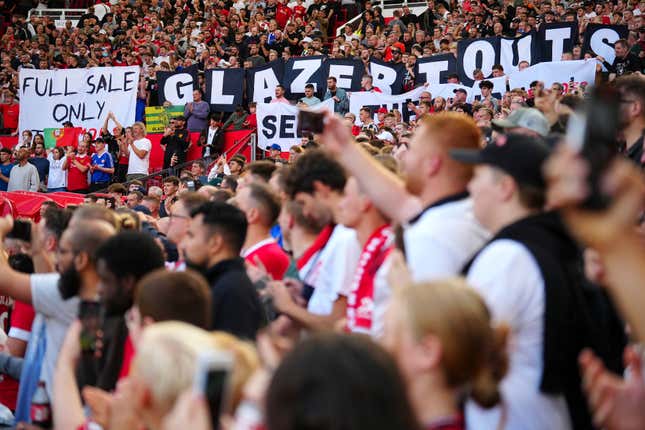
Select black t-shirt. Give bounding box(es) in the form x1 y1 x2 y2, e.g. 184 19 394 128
624 134 645 168
101 130 120 161
270 39 288 54
306 2 321 15
401 13 418 26
205 258 266 340
319 1 337 18
265 3 277 17
610 53 642 76
161 128 190 168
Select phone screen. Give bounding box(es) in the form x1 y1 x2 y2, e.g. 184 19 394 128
7 220 31 242
566 85 619 209
79 301 102 355
194 353 233 430
297 110 325 135
205 368 229 430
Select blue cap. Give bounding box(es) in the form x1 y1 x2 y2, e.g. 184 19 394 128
270 143 282 151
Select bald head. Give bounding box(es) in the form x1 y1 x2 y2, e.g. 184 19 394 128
64 220 116 256
69 205 119 230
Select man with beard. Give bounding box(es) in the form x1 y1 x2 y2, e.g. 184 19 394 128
321 111 489 282
181 201 264 339
52 232 165 430
0 217 115 423
616 75 645 167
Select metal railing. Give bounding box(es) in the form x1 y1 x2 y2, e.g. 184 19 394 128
111 131 258 191
27 8 87 27
336 0 429 36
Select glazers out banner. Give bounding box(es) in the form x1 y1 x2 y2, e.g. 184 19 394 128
146 23 620 105
256 59 595 148
350 60 595 121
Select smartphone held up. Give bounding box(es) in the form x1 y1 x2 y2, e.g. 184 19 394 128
297 109 325 136
193 351 234 430
565 84 621 210
6 219 31 242
79 300 102 356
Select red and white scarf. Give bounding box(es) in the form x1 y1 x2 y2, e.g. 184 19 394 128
296 224 334 271
346 225 393 333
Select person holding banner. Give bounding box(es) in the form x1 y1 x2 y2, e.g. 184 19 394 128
323 77 349 114
297 84 321 107
360 75 382 93
597 39 642 80
272 85 291 104
46 147 67 192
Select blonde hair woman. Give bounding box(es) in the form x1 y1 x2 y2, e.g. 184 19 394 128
383 278 508 430
60 322 259 430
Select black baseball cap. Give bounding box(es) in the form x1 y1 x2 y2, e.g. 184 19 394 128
450 134 551 188
174 115 186 122
453 88 468 94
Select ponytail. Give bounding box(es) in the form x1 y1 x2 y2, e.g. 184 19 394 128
470 324 510 409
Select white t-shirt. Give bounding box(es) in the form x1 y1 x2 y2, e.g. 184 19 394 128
127 138 151 175
306 225 361 316
404 197 489 282
465 239 572 430
31 273 80 400
47 153 67 189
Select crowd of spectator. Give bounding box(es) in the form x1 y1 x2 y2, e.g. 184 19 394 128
0 0 644 429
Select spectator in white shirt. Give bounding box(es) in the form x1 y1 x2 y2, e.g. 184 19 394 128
127 122 152 182
267 150 360 332
321 111 489 282
453 133 602 430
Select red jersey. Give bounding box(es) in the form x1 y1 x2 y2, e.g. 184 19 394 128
243 238 290 280
67 153 91 191
0 103 19 130
276 3 292 28
292 4 306 19
0 300 34 411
